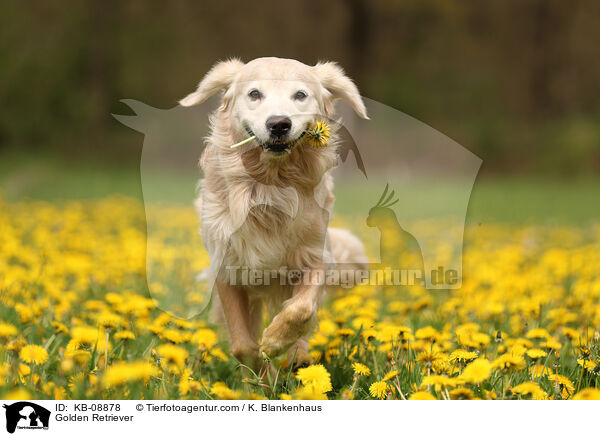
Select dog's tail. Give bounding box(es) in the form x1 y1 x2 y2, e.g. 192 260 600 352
328 227 369 270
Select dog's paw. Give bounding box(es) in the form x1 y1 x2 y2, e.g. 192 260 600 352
259 302 316 357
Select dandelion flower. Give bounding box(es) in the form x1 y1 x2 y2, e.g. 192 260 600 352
382 370 399 381
512 382 548 400
306 120 331 148
369 381 389 399
114 330 135 341
572 388 600 400
103 361 159 388
0 322 17 338
210 382 242 399
526 348 547 360
460 358 492 384
450 387 475 400
449 349 478 363
191 328 218 350
296 364 332 394
19 345 49 365
156 344 188 374
409 391 436 400
294 385 329 400
352 362 371 376
548 374 574 396
420 375 457 391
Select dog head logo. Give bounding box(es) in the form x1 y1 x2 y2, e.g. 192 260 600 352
2 402 50 433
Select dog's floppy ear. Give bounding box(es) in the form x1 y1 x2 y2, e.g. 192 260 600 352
313 61 368 119
179 58 244 107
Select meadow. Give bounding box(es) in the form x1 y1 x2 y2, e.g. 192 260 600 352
1 160 599 400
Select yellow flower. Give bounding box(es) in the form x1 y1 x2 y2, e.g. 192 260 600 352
352 362 371 376
572 388 600 400
0 322 18 338
548 374 575 396
420 375 457 391
449 349 478 363
336 328 355 338
409 391 436 400
114 330 135 341
210 382 241 399
160 328 188 344
416 350 444 368
526 328 550 339
512 382 548 399
97 311 122 330
382 370 399 381
2 388 32 401
19 345 49 365
156 344 188 374
415 326 439 341
460 358 492 384
191 329 218 350
103 361 159 388
293 385 329 400
450 387 475 400
306 120 331 148
71 326 110 352
51 321 68 334
369 381 389 399
493 352 526 370
526 348 547 360
296 364 332 394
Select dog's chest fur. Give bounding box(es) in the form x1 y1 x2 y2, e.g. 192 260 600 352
228 181 329 271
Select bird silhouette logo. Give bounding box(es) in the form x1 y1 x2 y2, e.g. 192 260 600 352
113 90 481 317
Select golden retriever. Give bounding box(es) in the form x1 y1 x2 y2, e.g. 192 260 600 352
180 57 368 370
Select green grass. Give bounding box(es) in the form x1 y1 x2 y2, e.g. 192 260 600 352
1 153 599 225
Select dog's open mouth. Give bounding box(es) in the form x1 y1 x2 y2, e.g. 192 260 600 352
246 127 305 155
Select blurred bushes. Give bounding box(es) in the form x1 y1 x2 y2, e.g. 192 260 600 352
0 0 599 173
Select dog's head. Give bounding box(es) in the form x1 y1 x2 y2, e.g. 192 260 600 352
180 57 368 156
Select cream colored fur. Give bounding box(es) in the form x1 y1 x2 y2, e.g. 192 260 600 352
180 57 368 370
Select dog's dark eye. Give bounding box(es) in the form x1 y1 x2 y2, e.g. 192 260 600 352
294 90 307 101
248 89 262 101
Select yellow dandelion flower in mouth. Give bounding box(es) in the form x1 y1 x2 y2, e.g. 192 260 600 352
19 345 49 365
306 120 331 148
352 362 371 376
369 381 390 399
295 364 332 394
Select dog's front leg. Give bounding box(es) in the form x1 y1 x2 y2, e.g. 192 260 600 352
260 269 322 358
217 281 260 370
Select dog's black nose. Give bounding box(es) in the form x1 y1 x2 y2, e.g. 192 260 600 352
266 116 292 138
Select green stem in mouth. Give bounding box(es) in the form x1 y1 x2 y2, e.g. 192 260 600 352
230 135 257 149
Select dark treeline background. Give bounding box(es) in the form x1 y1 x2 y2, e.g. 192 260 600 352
1 0 599 175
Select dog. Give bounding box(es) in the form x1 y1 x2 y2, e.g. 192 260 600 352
180 57 369 370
